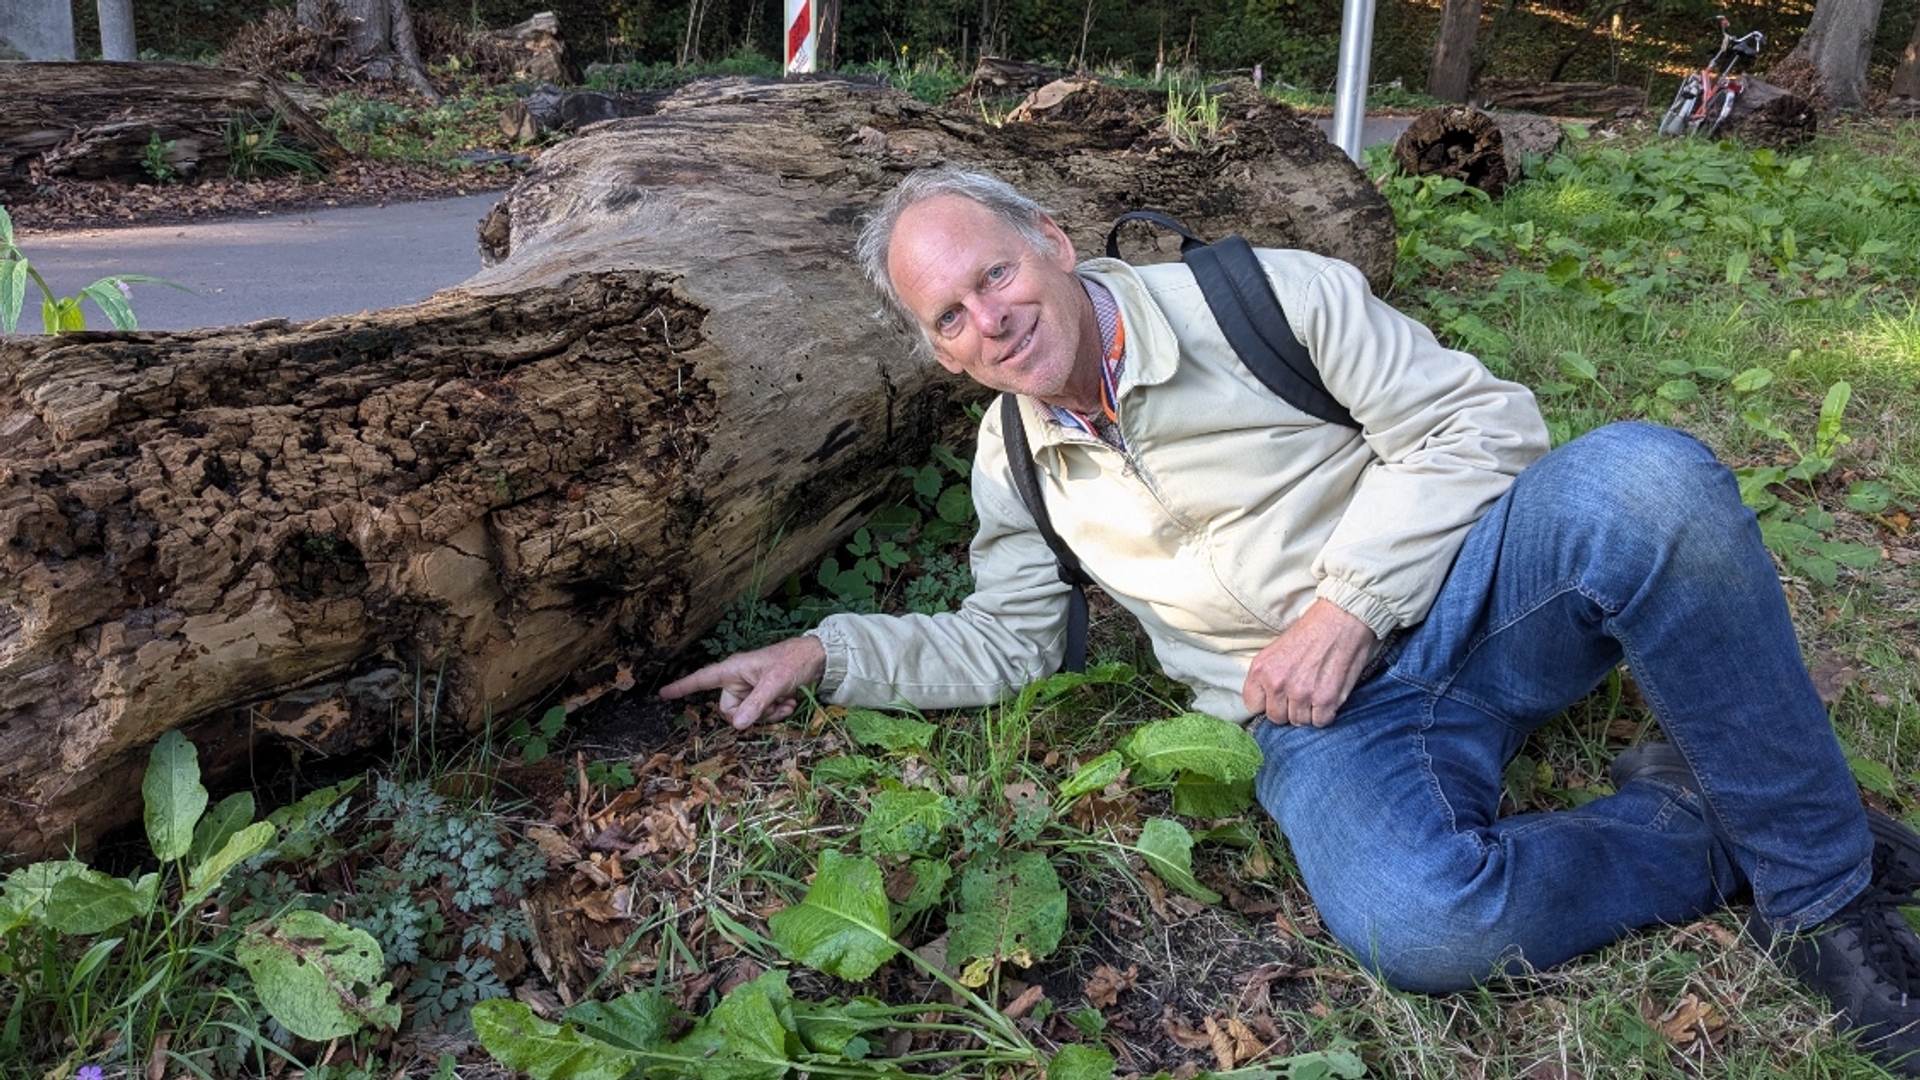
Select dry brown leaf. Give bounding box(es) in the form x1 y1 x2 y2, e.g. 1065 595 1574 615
1204 1015 1237 1070
1002 983 1046 1019
526 825 581 864
1654 992 1719 1047
1161 1007 1213 1051
1085 963 1139 1007
1809 648 1860 707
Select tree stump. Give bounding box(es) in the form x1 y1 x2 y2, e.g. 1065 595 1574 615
1391 105 1565 197
1707 79 1819 149
1475 80 1648 116
0 61 342 191
0 77 1394 861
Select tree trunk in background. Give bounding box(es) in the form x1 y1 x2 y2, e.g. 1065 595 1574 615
1783 0 1887 112
818 0 841 68
96 0 136 60
1893 12 1920 98
1426 0 1482 102
296 0 440 102
0 78 1393 862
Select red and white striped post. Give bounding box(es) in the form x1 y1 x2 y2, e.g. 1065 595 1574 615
784 0 816 74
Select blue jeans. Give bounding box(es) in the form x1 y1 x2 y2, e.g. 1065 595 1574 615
1253 422 1871 991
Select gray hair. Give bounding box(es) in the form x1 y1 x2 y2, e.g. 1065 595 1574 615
855 168 1065 347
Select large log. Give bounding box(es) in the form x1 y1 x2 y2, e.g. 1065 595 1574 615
0 61 342 191
0 77 1393 861
1392 105 1565 197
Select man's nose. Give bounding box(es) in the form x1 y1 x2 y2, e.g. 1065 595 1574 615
966 295 1010 335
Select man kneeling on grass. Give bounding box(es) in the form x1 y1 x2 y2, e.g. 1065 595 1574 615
662 166 1920 1073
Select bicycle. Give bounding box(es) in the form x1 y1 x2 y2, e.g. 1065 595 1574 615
1659 15 1767 139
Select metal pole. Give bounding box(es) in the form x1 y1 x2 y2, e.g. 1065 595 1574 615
1329 0 1377 164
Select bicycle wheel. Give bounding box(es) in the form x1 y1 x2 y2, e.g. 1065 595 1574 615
1660 79 1701 136
1699 87 1737 138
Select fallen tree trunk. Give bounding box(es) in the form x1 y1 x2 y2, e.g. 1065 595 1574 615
1475 79 1647 116
1391 105 1565 196
0 61 342 191
1 76 1393 860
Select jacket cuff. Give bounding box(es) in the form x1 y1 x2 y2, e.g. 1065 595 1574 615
1314 579 1398 641
804 622 849 699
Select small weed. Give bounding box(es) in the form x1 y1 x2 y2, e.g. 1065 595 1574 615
141 131 178 184
224 111 323 180
1164 85 1225 149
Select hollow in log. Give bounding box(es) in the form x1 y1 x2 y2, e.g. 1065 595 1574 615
1391 105 1565 197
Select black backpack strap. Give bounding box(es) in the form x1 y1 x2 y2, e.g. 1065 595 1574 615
1105 210 1207 259
1106 212 1359 431
999 393 1091 674
1186 234 1357 429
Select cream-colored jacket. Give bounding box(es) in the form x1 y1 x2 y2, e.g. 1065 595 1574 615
810 249 1549 721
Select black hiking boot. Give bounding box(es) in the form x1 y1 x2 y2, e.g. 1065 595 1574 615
1614 741 1920 1075
1610 741 1920 895
1755 887 1920 1077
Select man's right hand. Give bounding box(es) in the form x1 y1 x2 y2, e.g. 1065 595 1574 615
658 635 828 730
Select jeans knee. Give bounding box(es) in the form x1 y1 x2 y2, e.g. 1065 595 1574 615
1320 892 1527 993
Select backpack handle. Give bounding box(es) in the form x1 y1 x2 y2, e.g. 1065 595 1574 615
1105 210 1209 259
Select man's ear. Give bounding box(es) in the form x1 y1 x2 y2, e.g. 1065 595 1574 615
1039 216 1078 271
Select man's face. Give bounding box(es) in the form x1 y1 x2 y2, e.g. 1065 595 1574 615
887 195 1097 407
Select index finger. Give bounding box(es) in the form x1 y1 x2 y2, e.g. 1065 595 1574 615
660 663 731 700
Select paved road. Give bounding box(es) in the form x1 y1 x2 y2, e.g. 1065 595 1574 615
17 192 506 333
17 116 1411 333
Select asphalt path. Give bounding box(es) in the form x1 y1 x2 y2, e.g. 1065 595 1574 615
17 116 1412 333
17 192 507 333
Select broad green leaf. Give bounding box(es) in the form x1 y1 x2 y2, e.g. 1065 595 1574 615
82 279 136 330
1010 662 1133 719
1788 551 1839 587
187 821 275 903
2 860 91 924
1544 254 1582 287
793 998 890 1056
189 791 258 867
1846 481 1893 513
46 868 143 935
1050 1043 1117 1080
768 850 899 980
563 989 676 1051
1730 367 1775 393
237 909 399 1040
144 730 209 862
1816 381 1853 458
810 755 883 786
1850 754 1898 798
843 708 935 752
0 204 14 245
472 1000 642 1080
1555 351 1598 383
891 857 953 919
1656 379 1698 403
1 259 26 333
1740 409 1795 446
860 789 951 855
1134 818 1222 903
1821 540 1882 569
935 483 974 525
264 778 358 862
1059 750 1125 801
1171 774 1255 819
1122 713 1263 786
664 970 799 1080
948 850 1067 977
1725 250 1749 286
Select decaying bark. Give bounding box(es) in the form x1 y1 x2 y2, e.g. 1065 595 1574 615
0 61 342 191
1475 79 1647 116
1391 105 1564 197
1 77 1393 860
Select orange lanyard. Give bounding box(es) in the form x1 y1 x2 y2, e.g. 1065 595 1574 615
1098 315 1126 423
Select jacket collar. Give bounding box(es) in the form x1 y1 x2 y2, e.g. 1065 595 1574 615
1012 258 1182 455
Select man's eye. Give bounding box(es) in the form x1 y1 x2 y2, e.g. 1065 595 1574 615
935 309 959 331
985 264 1009 282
